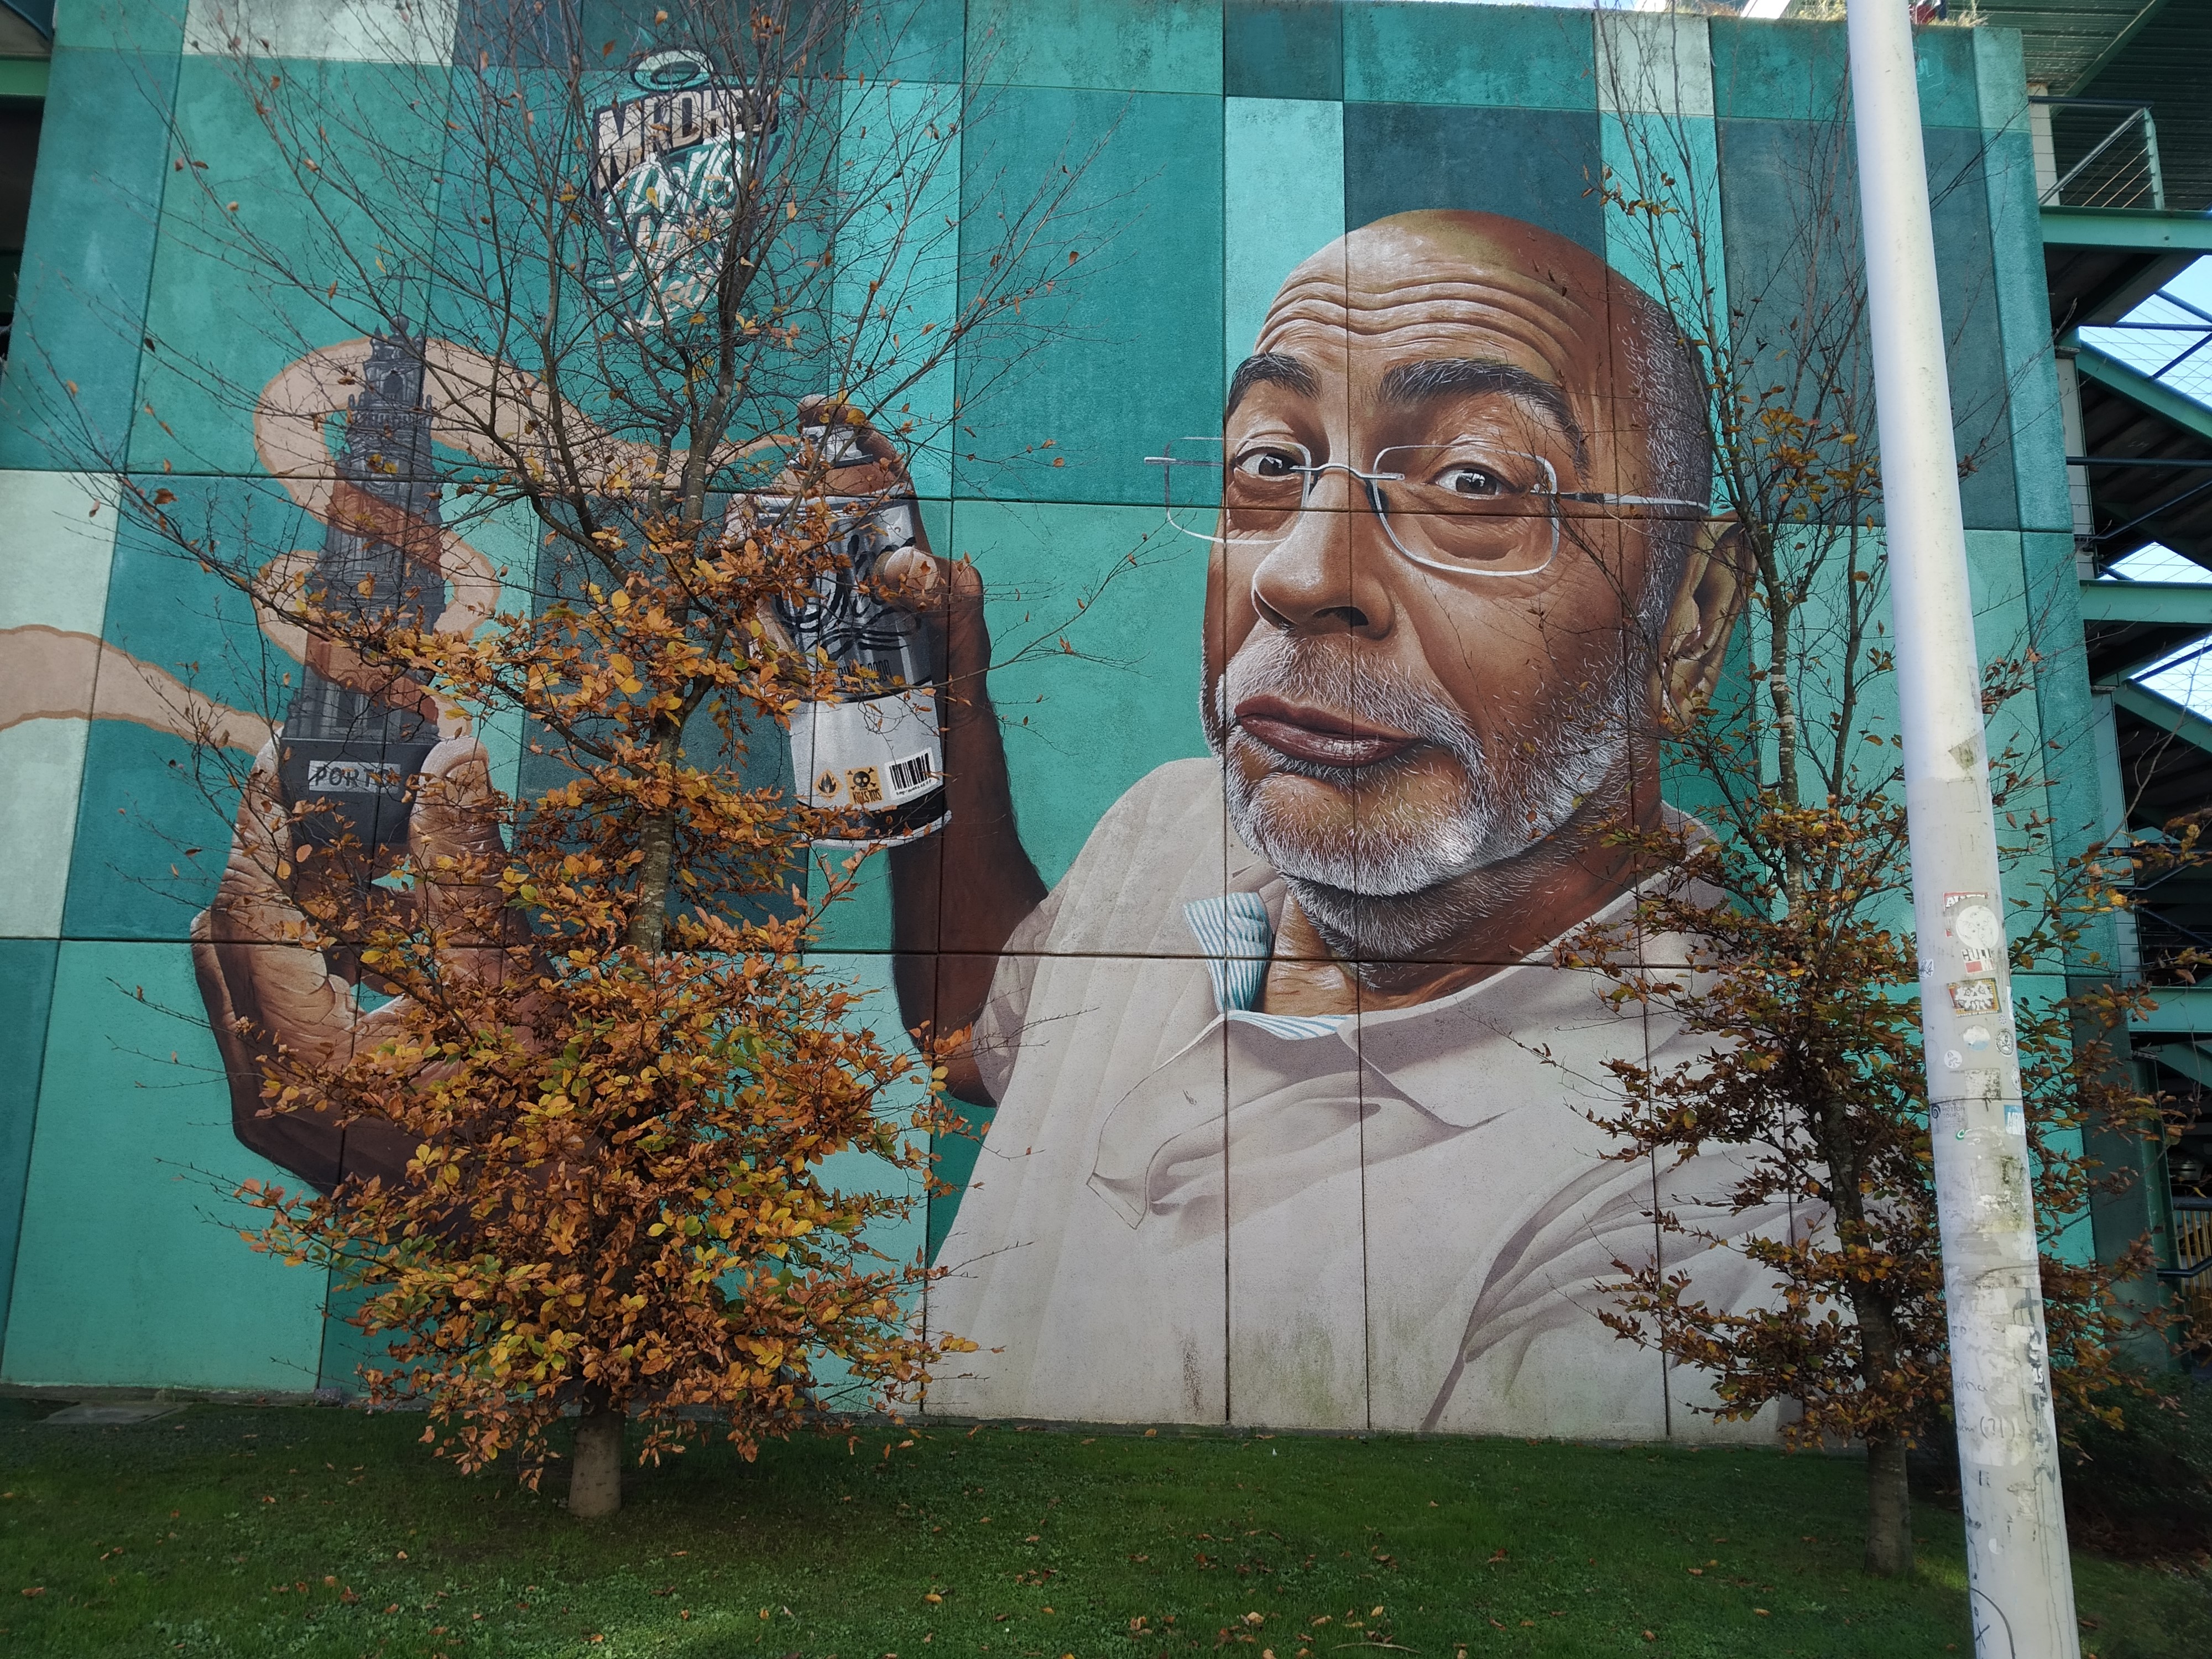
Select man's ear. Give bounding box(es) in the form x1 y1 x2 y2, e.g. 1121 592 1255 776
1653 516 1747 718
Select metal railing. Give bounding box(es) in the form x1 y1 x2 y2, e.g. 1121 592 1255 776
2034 97 2165 212
2166 1198 2212 1327
2175 1197 2212 1272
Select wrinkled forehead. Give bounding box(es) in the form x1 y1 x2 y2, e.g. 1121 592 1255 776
1252 227 1611 405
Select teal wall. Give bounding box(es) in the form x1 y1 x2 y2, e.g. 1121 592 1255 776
0 2 2088 1397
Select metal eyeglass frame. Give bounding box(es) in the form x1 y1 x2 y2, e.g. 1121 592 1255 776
1143 436 1708 580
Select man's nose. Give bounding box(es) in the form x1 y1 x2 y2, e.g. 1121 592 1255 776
1244 468 1396 639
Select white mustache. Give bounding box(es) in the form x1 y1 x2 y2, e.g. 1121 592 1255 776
1207 632 1629 907
1209 635 1483 770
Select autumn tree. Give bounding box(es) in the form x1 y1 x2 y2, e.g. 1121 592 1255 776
1572 24 2192 1578
111 0 1108 1516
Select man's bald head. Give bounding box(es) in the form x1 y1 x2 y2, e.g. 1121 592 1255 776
1232 209 1712 629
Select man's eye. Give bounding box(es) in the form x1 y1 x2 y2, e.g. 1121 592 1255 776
1436 464 1503 497
1233 448 1302 480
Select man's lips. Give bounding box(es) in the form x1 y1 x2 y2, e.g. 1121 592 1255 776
1233 695 1417 768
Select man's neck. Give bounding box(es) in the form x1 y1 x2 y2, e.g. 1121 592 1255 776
1259 790 1663 1017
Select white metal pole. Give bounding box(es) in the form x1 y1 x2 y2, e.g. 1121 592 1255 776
1845 3 2080 1655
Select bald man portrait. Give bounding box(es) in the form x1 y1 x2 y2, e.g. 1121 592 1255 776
880 209 1780 1437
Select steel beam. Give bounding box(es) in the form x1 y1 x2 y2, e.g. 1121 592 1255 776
2110 677 2212 755
2072 342 2212 446
2130 988 2212 1032
2042 207 2212 253
2078 579 2212 625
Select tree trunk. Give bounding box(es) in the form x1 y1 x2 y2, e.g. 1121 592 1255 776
1808 1088 1915 1583
1864 1436 1913 1577
569 1395 624 1519
625 803 676 954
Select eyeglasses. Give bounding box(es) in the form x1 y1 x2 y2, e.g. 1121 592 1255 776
1145 437 1707 580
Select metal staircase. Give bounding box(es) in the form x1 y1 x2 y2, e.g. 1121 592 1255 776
2036 74 2212 1321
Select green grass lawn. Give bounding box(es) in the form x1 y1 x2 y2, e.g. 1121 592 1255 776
0 1398 2203 1658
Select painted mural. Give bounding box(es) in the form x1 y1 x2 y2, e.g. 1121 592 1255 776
916 207 1776 1436
0 2 2079 1435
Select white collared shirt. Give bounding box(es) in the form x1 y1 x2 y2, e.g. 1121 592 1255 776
925 758 1797 1437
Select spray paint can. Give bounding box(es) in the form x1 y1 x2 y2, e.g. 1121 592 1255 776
734 423 947 846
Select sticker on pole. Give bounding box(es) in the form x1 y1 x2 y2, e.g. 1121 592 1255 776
1942 891 2004 974
1947 977 1999 1014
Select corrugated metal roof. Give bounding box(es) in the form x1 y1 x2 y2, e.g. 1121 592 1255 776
2072 1 2212 213
1959 2 2212 211
1968 1 2172 92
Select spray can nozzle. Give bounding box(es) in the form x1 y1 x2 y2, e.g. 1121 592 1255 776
802 419 866 469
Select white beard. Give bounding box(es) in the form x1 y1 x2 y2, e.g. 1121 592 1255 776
1204 632 1631 958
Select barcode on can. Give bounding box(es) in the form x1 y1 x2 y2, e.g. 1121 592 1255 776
888 752 934 796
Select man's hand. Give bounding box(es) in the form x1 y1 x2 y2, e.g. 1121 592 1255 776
191 735 514 1192
779 399 1042 1103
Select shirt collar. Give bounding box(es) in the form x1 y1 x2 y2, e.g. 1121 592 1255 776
1176 812 1707 1125
1182 891 1348 1040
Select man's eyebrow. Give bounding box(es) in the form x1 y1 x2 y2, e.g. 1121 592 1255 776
1376 357 1589 470
1225 352 1319 418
